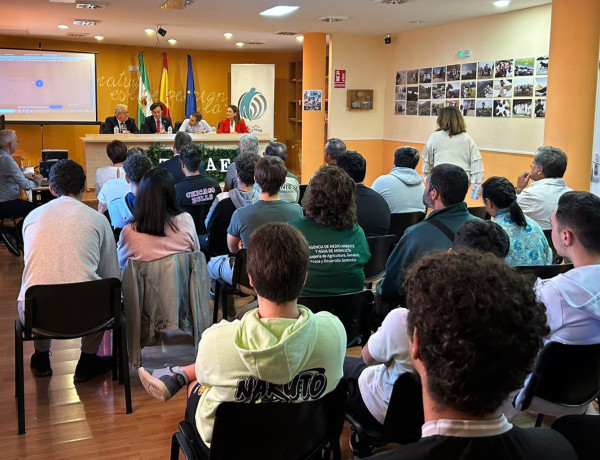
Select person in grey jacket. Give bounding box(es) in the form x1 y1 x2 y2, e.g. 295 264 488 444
371 146 426 213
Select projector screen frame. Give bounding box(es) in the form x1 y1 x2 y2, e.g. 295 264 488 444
0 47 99 124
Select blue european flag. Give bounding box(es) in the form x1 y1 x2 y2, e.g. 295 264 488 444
185 54 197 118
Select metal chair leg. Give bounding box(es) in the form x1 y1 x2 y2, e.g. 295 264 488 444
120 312 133 414
15 320 26 434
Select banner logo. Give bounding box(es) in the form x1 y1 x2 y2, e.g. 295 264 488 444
238 87 267 121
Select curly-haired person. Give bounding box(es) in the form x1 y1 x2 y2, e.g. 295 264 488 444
289 166 370 296
371 250 577 460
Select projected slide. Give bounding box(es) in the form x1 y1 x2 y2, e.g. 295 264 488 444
0 49 97 123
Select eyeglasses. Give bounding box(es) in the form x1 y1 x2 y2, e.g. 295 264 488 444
119 112 128 115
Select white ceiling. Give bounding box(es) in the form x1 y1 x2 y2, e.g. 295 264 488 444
1 0 551 52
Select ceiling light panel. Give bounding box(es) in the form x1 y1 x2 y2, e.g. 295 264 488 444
260 6 300 17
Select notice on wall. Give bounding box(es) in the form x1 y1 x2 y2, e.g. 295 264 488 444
334 69 346 88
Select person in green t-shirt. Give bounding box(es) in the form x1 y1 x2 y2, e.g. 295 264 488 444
290 166 370 296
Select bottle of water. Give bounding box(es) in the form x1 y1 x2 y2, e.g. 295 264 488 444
114 125 119 134
167 126 172 134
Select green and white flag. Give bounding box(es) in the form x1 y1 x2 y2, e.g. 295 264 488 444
137 52 153 129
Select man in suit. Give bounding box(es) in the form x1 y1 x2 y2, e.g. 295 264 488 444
158 132 192 183
141 102 173 134
101 104 139 134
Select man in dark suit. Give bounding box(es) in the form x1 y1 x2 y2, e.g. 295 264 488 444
141 102 172 134
158 131 192 183
101 104 139 134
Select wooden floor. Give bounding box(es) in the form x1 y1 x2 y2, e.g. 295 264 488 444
3 241 590 459
0 244 368 459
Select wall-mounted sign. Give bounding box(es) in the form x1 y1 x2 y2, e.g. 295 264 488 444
334 69 346 88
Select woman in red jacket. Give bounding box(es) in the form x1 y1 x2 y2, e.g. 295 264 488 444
217 105 249 133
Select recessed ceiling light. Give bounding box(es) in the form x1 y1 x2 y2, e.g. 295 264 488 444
296 35 304 42
493 0 510 7
259 5 300 17
94 35 104 40
144 28 154 34
224 32 233 39
168 38 177 44
235 41 244 47
57 24 69 29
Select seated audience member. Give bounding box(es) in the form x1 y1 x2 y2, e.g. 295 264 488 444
207 156 302 289
179 111 213 134
509 191 600 416
175 143 221 235
108 152 152 229
452 219 510 258
324 137 346 166
19 159 120 382
138 223 346 454
97 147 139 215
377 164 477 307
289 166 370 296
0 129 42 252
371 146 426 213
482 176 551 266
141 102 173 134
371 251 577 460
204 153 260 252
117 168 199 270
101 104 139 134
216 104 249 134
516 146 572 230
158 131 193 184
94 139 127 197
336 150 390 236
343 220 510 451
253 141 300 203
223 133 259 191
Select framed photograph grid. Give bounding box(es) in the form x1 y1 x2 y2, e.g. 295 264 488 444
394 56 547 118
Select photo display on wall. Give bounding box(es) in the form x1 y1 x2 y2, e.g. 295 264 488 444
394 55 548 118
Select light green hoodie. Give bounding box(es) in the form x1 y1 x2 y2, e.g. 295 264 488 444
194 306 346 446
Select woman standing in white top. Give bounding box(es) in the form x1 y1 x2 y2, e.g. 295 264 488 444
422 106 484 184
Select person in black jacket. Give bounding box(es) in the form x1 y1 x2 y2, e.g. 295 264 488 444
101 104 139 134
141 103 172 134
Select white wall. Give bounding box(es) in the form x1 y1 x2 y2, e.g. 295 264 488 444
383 5 552 153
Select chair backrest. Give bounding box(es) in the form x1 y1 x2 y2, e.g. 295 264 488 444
543 228 563 264
298 184 308 205
231 249 255 296
521 342 600 411
516 263 574 279
467 206 490 220
0 114 5 130
388 211 426 240
383 372 424 445
209 379 347 460
364 235 398 283
23 278 121 339
174 120 183 132
207 199 236 258
99 122 106 134
299 290 374 347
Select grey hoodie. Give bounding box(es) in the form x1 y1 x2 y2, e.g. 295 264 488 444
371 167 426 213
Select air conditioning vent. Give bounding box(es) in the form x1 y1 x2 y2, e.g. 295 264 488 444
67 32 89 37
276 31 299 36
75 2 107 9
244 41 266 45
374 0 408 4
317 16 349 23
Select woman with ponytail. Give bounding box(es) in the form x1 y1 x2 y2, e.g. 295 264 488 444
482 176 551 266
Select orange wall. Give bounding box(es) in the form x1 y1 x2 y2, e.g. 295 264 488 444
0 35 301 169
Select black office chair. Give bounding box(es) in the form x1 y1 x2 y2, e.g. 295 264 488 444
0 214 22 256
552 415 600 460
467 205 490 220
520 342 600 427
299 290 374 348
543 228 564 264
15 278 132 434
298 184 308 206
363 235 397 289
99 122 106 134
213 249 255 324
174 120 183 132
170 379 348 460
206 200 235 259
516 263 574 279
181 204 210 235
388 211 426 240
346 372 424 457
